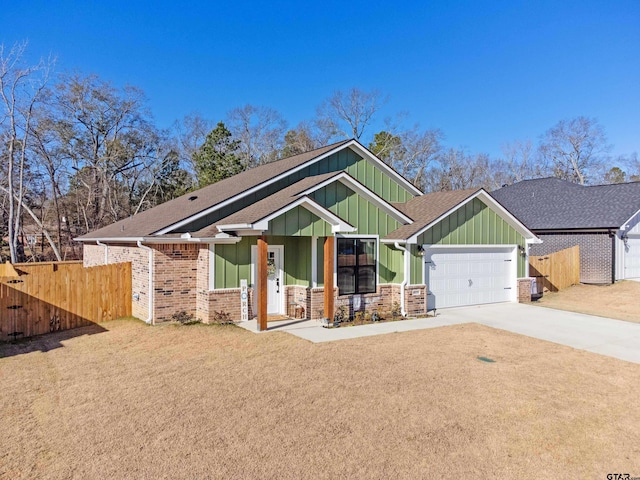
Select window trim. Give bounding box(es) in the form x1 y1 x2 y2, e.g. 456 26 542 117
336 235 379 295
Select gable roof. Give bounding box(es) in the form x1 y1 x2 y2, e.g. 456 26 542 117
384 188 539 244
384 189 479 241
490 178 640 230
77 139 421 241
77 140 350 240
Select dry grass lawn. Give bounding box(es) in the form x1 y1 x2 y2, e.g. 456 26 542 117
534 280 640 323
1 319 640 479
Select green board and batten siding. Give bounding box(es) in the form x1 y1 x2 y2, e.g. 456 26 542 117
214 236 313 289
179 148 414 233
214 183 406 288
409 198 527 284
212 148 413 290
265 206 332 237
310 183 404 285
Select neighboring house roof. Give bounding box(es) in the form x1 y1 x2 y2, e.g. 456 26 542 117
490 178 640 230
77 139 422 241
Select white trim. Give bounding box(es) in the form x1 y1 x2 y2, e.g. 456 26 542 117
346 141 423 196
209 244 215 291
154 139 421 235
311 236 318 288
404 190 539 244
76 236 242 244
394 242 408 317
335 234 380 294
620 208 640 231
424 243 521 249
218 197 356 234
295 171 414 224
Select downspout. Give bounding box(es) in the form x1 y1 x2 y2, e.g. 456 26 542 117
394 242 408 317
96 240 108 264
137 241 154 324
609 229 616 284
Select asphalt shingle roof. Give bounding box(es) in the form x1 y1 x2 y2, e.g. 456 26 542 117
77 140 351 240
490 178 640 230
190 172 342 238
384 189 480 240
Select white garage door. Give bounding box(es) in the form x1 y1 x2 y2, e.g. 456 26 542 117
425 246 516 310
624 236 640 279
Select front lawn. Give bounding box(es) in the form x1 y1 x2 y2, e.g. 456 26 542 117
1 319 639 479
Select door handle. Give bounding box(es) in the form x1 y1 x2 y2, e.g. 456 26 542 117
276 277 280 293
468 279 473 287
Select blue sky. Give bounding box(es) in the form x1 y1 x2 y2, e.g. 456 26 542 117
3 1 639 159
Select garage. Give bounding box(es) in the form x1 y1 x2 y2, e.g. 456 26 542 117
424 246 517 310
624 236 640 279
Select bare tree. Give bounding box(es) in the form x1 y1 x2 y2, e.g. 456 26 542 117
0 42 53 262
281 122 319 157
538 116 610 185
315 87 387 142
424 149 492 192
369 126 442 189
499 139 550 184
51 74 157 232
173 112 213 174
227 104 287 167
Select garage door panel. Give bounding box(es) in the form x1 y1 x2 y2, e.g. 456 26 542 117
426 246 515 309
625 237 640 279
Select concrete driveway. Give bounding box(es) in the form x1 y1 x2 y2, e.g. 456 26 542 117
239 303 640 364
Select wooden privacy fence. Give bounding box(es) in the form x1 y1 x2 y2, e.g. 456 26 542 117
0 261 131 341
529 246 580 294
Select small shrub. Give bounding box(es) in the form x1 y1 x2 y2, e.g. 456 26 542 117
334 305 347 323
212 310 234 324
171 310 198 324
391 302 402 320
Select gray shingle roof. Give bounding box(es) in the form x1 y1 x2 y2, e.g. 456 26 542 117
490 178 640 230
77 140 351 240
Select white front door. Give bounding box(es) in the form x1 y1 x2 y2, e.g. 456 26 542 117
266 247 283 314
425 246 516 310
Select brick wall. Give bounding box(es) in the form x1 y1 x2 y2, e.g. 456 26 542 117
517 278 532 303
404 284 427 316
285 285 309 318
530 232 613 284
153 243 199 322
209 289 242 321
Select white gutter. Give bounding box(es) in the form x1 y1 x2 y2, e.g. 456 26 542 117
394 242 408 317
76 236 242 244
96 240 108 264
137 241 154 325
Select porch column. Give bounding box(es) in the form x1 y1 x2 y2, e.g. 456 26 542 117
323 236 334 321
257 235 268 331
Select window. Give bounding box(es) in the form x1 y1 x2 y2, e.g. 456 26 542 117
337 238 376 295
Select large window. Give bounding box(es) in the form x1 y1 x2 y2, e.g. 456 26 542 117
337 238 376 295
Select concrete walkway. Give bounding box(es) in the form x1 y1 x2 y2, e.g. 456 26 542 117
238 303 640 364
